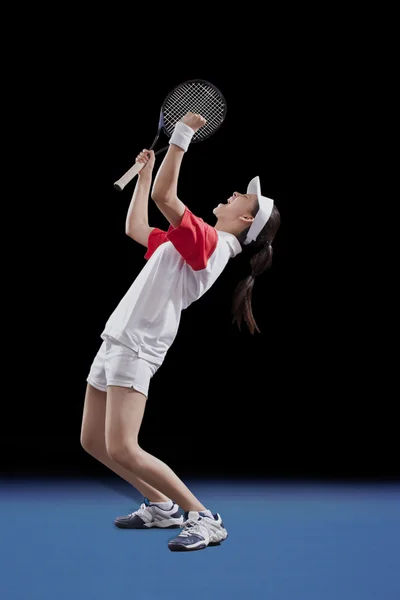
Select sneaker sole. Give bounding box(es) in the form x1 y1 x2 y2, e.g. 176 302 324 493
168 542 208 552
168 529 228 551
115 518 183 530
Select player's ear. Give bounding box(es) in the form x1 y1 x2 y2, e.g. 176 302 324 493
239 215 254 223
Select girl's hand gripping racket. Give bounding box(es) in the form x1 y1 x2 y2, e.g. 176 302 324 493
113 79 227 191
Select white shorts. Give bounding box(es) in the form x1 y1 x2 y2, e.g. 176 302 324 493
86 337 159 398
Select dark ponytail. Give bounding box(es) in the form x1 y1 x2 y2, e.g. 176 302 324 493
231 205 281 334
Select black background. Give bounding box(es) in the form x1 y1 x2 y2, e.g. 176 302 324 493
3 37 396 482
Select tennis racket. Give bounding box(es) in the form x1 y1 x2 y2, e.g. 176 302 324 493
113 79 227 191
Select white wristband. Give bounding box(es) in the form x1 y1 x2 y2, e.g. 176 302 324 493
169 122 195 152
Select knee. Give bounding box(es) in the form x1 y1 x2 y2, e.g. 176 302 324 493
106 438 143 471
80 429 104 458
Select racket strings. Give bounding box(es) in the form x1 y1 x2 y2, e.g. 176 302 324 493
163 82 225 141
165 88 224 138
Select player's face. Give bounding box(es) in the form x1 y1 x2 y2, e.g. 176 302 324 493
213 192 257 220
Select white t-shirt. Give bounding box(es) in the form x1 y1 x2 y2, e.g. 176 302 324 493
101 206 242 365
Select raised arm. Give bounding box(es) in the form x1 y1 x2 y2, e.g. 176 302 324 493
125 150 155 247
151 112 206 227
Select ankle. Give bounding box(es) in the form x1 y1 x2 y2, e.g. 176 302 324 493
184 504 207 512
148 496 172 504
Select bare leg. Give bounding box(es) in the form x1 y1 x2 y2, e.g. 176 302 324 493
81 384 170 503
105 385 206 513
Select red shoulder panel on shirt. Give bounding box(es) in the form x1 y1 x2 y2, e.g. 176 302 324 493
144 226 173 260
166 207 218 271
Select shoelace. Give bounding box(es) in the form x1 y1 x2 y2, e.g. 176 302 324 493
179 518 207 537
129 502 150 518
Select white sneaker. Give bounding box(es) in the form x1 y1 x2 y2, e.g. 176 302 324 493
115 498 184 529
168 511 228 551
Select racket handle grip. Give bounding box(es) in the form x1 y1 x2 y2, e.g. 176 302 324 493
113 161 144 191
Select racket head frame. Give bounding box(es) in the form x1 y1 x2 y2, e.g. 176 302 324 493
158 79 227 144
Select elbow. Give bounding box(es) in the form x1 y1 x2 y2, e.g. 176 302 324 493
151 182 170 204
151 185 163 203
151 187 173 205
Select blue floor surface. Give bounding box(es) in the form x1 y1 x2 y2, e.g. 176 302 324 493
1 478 399 599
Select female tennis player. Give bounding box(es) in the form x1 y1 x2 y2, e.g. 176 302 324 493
81 112 281 552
